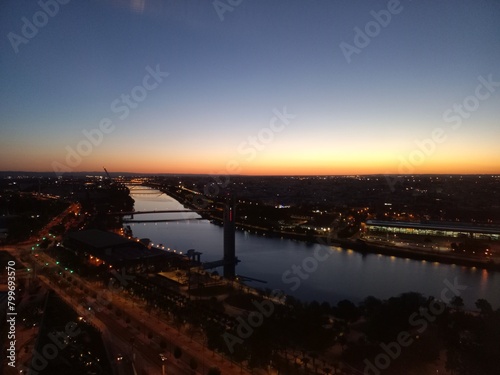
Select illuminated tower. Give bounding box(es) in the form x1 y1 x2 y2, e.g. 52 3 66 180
223 196 236 278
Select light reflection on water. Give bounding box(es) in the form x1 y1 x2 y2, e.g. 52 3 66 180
127 188 500 309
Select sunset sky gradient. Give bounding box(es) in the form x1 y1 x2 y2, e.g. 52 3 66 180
1 0 499 175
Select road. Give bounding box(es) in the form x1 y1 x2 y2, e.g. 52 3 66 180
8 244 252 375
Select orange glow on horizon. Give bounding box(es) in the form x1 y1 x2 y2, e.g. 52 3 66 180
4 140 499 176
74 157 500 176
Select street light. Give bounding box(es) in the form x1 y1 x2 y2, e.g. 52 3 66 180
159 353 167 375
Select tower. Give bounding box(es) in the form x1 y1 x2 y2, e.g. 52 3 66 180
223 196 236 278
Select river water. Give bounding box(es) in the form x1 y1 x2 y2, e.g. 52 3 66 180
126 187 500 309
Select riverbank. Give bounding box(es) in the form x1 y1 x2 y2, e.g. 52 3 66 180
234 213 500 272
147 184 500 272
333 238 500 271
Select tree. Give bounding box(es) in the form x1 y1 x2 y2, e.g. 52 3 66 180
445 348 460 375
189 358 198 370
332 360 340 374
310 352 318 371
335 299 360 322
450 296 464 310
475 298 493 315
174 346 182 360
337 334 347 353
39 239 50 249
160 340 167 350
360 296 382 317
302 357 310 370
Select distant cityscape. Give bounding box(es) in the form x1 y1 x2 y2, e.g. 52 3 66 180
1 173 499 374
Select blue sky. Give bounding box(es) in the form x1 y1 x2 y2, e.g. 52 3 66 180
1 0 499 175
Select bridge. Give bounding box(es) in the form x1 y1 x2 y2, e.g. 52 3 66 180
123 218 205 223
108 210 210 216
129 192 164 196
128 187 164 196
113 196 240 279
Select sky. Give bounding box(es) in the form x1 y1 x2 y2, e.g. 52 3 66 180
1 0 499 176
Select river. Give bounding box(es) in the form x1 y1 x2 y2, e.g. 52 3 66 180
125 187 500 309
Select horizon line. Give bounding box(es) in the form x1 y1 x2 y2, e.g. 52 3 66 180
1 171 500 178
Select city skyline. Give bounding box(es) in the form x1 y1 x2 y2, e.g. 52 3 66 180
1 0 500 175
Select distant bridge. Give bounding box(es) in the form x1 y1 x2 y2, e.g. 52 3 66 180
131 193 164 197
128 188 164 195
108 210 210 216
123 218 205 223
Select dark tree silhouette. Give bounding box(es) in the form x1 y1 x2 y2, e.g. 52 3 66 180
207 367 221 375
174 346 182 360
160 340 167 350
450 296 464 310
475 298 493 315
335 299 360 322
189 358 198 370
360 296 382 317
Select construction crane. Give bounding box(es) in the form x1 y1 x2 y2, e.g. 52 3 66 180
103 167 112 180
103 167 115 186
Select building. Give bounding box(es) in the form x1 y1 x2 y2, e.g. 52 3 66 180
364 220 500 241
63 229 177 268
